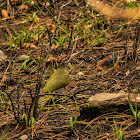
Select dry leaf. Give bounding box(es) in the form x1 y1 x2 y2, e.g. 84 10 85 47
42 2 46 6
84 24 92 29
33 36 38 43
125 70 130 76
24 43 37 49
136 65 140 70
47 21 55 33
57 55 68 62
47 56 56 62
1 9 9 18
47 55 68 63
30 43 37 49
24 43 31 48
96 64 103 70
0 50 7 61
30 0 35 6
114 63 121 71
51 44 59 50
18 5 29 10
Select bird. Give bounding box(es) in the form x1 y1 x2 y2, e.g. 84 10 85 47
42 64 70 93
38 63 70 106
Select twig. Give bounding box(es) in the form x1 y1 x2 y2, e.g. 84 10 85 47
66 27 74 63
36 0 57 23
0 61 10 86
48 0 59 8
42 0 72 72
6 89 19 123
133 20 140 61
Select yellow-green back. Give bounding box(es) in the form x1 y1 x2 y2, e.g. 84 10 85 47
42 66 70 93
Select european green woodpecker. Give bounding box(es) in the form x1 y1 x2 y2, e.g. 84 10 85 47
39 63 70 106
42 64 70 93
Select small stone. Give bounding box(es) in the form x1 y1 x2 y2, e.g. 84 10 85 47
136 96 140 101
19 135 28 140
18 55 29 62
76 72 85 79
0 50 7 61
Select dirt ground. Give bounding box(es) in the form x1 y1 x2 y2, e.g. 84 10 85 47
0 0 140 139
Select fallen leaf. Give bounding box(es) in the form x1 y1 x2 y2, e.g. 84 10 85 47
84 24 92 29
136 66 140 70
33 36 38 43
24 43 31 48
30 43 37 49
18 5 29 10
24 43 37 49
47 56 56 62
57 55 68 62
114 63 122 71
125 70 130 76
47 55 68 63
0 50 7 61
42 2 46 6
1 9 9 18
51 44 59 50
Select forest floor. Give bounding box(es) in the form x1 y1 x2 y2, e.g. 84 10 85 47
0 0 140 139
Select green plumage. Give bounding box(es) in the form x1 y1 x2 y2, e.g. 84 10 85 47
39 65 70 106
42 66 70 93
